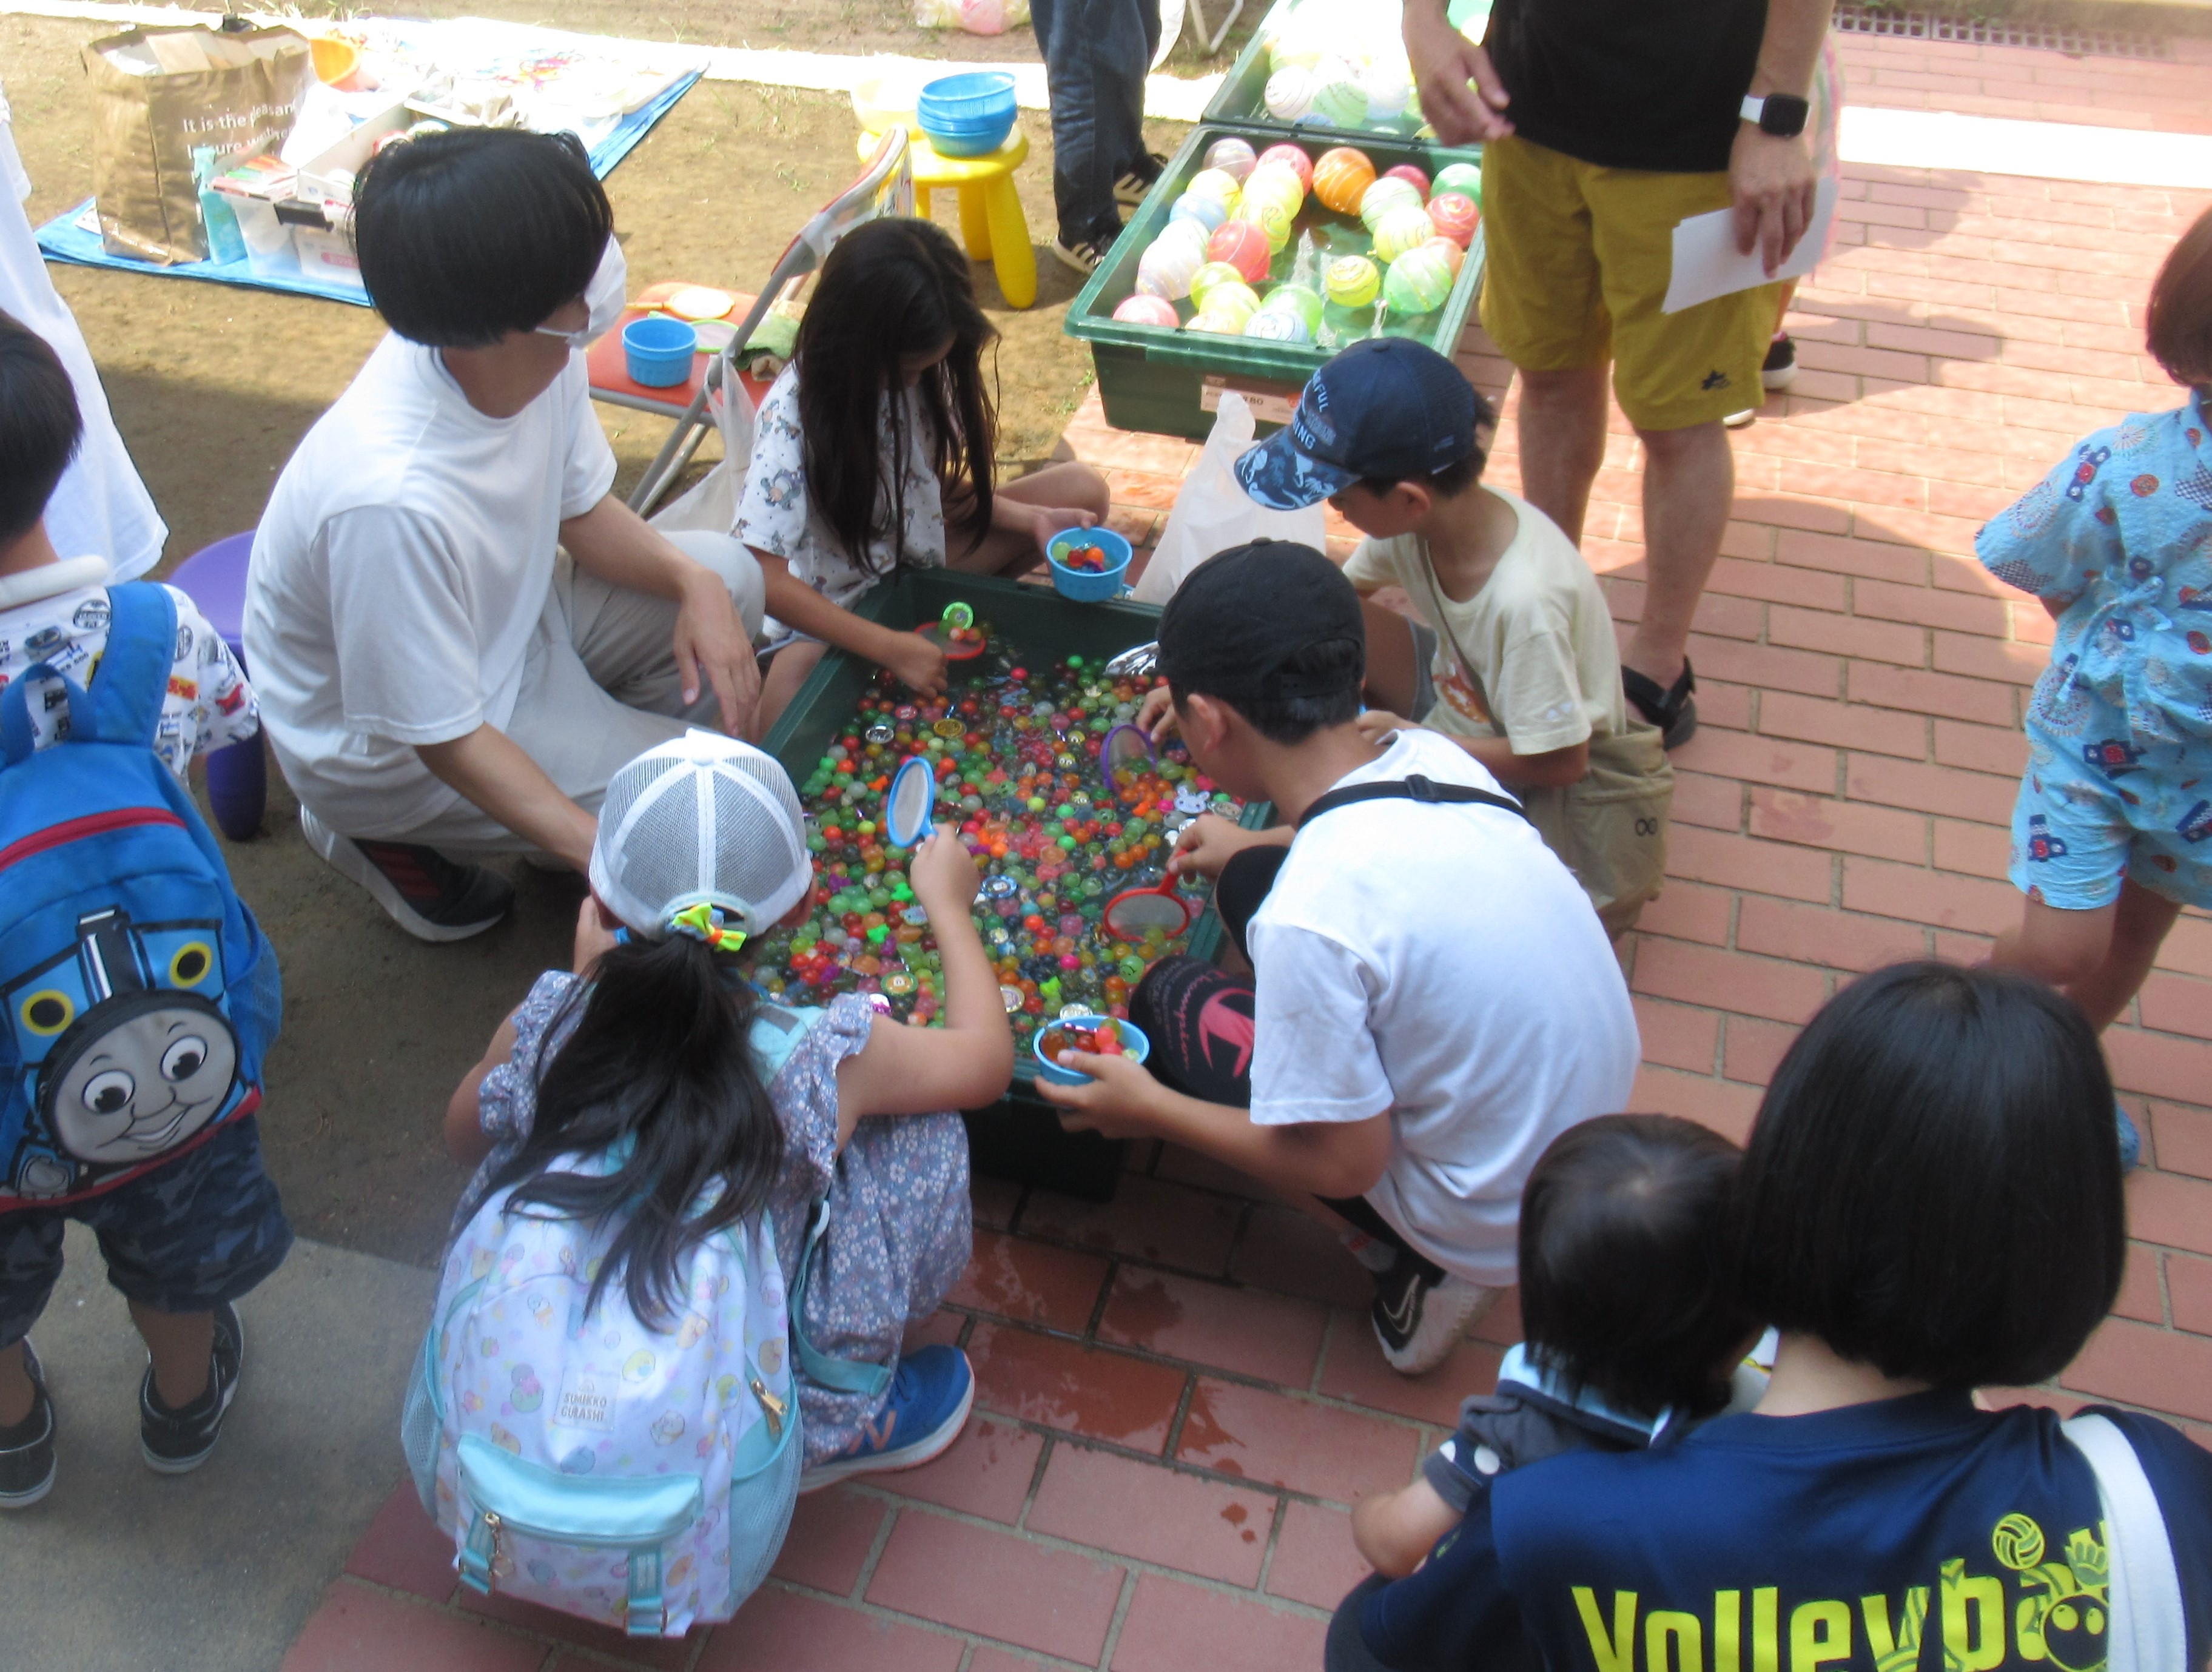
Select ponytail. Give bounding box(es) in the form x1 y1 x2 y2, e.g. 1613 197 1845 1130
486 935 783 1328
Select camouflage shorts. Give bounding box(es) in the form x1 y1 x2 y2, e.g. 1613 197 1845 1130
0 1116 291 1346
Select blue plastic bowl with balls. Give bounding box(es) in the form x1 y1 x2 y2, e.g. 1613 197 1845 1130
1034 1015 1152 1086
1046 526 1133 602
917 72 1018 156
622 315 698 387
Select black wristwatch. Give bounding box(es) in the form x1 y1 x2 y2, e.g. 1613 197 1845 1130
1740 93 1810 138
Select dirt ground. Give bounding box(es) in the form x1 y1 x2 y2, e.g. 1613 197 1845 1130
0 7 1202 1264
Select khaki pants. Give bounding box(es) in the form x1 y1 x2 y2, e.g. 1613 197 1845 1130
405 529 764 851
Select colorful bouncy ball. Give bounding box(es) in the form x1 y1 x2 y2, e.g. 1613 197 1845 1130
1243 307 1311 344
1185 167 1244 211
1203 136 1258 181
1359 175 1424 232
1382 244 1454 314
1311 147 1376 215
1256 143 1314 191
1263 65 1320 121
1249 195 1296 250
1241 165 1304 219
1382 163 1430 197
1425 192 1481 247
1261 283 1325 331
1310 71 1369 129
1188 261 1250 310
1431 161 1484 204
1168 191 1229 235
1324 254 1381 308
1205 220 1273 284
1420 236 1466 278
1112 294 1182 327
1135 235 1203 300
1185 308 1245 335
1204 281 1263 329
1370 204 1437 265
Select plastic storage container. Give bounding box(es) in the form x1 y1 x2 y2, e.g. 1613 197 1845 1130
916 71 1018 156
623 315 699 387
761 567 1269 1201
1064 123 1485 441
1047 528 1134 600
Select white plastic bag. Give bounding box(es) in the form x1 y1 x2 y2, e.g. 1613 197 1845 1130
650 374 759 536
1134 391 1327 605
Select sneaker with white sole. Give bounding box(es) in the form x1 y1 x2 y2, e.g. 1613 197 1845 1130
1114 153 1167 208
140 1302 243 1475
301 806 514 942
1372 1261 1498 1376
798 1344 973 1492
1052 234 1115 277
0 1341 56 1510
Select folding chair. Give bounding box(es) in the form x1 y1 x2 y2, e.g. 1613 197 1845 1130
589 126 915 517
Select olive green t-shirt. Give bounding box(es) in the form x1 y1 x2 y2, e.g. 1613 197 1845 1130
1343 488 1628 756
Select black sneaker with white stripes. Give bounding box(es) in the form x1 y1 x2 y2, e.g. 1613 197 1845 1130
0 1341 56 1510
1053 234 1117 276
1114 153 1168 209
301 806 514 942
140 1301 244 1475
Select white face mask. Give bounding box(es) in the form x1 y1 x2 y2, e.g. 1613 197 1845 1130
536 237 628 350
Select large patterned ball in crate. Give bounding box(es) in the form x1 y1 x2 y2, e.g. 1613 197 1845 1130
1206 220 1273 284
1426 192 1481 247
1359 175 1424 232
1383 243 1455 314
1371 204 1438 265
1257 143 1314 191
1324 254 1382 308
1311 148 1377 215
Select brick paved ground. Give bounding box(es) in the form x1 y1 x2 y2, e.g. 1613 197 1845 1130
283 35 2212 1672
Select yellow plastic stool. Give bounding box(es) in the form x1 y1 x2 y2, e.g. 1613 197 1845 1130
858 129 1036 309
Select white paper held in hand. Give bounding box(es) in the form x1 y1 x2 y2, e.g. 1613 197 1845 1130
1661 176 1840 315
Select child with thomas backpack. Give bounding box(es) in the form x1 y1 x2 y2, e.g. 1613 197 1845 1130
0 312 286 1509
432 732 1010 1629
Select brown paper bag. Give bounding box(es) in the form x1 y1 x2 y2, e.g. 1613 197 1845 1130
83 24 314 265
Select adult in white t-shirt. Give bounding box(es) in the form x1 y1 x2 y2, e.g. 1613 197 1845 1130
1038 543 1638 1375
246 129 764 942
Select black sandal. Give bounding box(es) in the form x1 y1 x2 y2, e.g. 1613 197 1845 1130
1623 660 1698 750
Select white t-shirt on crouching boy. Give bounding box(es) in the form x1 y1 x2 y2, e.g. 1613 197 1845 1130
1246 728 1639 1286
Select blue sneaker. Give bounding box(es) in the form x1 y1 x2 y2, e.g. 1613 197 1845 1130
2116 1103 2143 1173
798 1345 973 1493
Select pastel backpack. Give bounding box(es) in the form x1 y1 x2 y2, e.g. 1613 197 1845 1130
403 1154 878 1639
0 583 280 1209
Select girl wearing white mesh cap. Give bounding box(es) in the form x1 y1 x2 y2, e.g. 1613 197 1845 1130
442 730 1014 1485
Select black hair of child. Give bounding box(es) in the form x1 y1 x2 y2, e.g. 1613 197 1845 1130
1738 961 2125 1391
0 309 82 543
1354 387 1496 502
352 128 613 349
793 216 999 575
485 935 783 1329
1519 1113 1753 1421
1159 541 1367 746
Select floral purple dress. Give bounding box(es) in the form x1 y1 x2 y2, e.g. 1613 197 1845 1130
458 973 972 1465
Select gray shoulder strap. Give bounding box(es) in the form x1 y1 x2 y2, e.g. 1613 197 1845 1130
2060 1412 2187 1672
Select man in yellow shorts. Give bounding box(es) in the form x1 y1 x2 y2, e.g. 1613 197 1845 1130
1400 0 1833 746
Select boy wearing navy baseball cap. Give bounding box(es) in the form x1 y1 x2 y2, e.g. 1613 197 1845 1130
1239 339 1673 938
1037 540 1639 1377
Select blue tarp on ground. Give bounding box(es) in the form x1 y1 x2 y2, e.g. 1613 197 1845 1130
32 69 701 306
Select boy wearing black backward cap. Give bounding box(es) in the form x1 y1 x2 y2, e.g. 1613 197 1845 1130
1037 542 1640 1375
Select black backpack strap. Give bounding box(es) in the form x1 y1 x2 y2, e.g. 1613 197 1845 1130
1297 773 1530 829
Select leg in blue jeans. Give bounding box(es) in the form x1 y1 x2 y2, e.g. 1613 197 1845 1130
1031 0 1160 247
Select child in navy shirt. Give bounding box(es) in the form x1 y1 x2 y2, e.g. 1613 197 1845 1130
1336 1115 1758 1667
1348 962 2212 1672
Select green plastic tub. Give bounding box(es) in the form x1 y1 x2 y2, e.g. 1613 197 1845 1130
1065 122 1484 442
759 566 1268 1202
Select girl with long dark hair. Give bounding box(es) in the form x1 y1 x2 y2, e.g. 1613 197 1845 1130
442 733 1014 1485
739 216 1110 734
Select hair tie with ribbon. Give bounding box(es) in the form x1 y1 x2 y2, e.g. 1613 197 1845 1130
666 902 746 952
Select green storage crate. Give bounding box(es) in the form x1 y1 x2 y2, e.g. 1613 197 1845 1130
1065 122 1484 442
759 566 1268 1203
1201 0 1494 143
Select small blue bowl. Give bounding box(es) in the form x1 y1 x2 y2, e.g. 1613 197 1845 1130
918 71 1017 156
623 315 697 387
1033 1015 1151 1086
1046 527 1134 602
